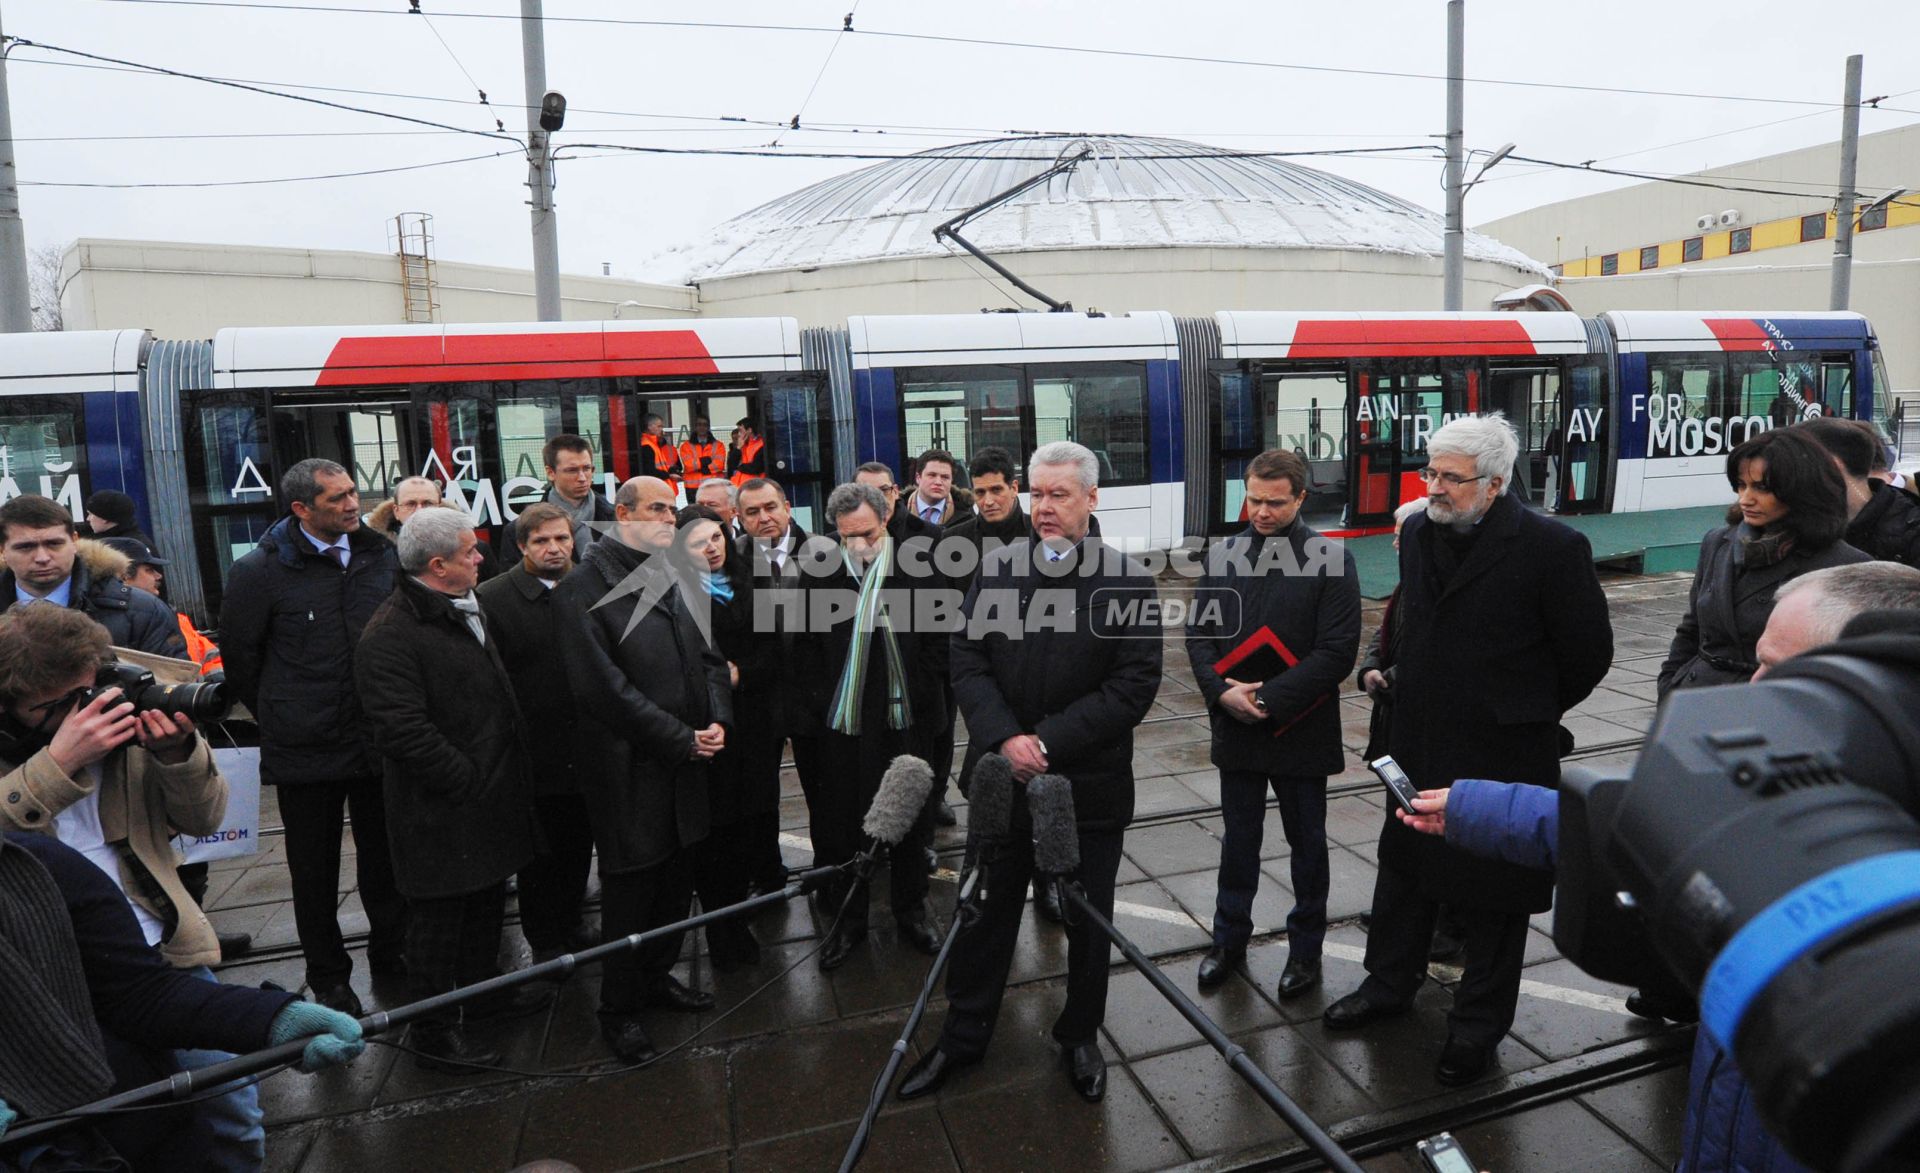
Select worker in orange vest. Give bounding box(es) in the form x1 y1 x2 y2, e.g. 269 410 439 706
679 416 728 493
729 416 768 488
638 413 682 495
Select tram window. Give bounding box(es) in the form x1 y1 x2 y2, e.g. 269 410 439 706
1683 237 1704 262
1646 358 1722 432
1730 227 1752 254
192 402 271 507
574 391 633 485
1031 367 1149 485
495 384 564 485
1730 356 1806 425
271 399 411 508
0 402 89 516
898 367 1023 471
1821 359 1854 419
1800 213 1827 242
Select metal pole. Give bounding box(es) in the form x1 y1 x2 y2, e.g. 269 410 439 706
1829 54 1863 311
1441 0 1466 312
0 7 36 333
520 0 561 322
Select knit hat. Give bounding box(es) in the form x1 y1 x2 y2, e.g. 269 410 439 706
84 489 137 528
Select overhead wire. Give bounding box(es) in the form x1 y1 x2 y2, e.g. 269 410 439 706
774 1 862 142
411 5 506 132
19 149 517 188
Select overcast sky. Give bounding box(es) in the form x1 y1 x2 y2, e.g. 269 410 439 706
9 0 1918 284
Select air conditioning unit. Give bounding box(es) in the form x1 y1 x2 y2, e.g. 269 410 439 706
1719 209 1744 227
1695 214 1717 231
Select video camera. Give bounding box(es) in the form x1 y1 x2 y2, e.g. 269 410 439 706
1553 621 1920 1172
87 661 231 723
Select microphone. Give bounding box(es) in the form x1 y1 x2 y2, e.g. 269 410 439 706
965 754 1014 913
1026 773 1081 928
862 754 936 846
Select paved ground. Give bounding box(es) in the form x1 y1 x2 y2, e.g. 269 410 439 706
199 570 1699 1173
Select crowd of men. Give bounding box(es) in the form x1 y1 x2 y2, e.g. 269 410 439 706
2 407 1917 1170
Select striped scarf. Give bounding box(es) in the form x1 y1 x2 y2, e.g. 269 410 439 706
828 538 913 736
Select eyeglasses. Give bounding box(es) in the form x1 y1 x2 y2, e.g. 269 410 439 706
1417 467 1489 488
25 683 93 728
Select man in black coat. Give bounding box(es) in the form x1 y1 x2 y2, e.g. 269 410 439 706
219 459 406 1017
355 507 544 1071
476 503 596 961
496 434 616 568
1186 449 1361 1001
855 461 941 545
1800 417 1920 568
0 494 185 657
553 475 731 1064
735 477 824 891
803 482 950 970
898 441 1163 1106
1322 415 1612 1087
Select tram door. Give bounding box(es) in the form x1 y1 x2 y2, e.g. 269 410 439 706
1349 362 1454 529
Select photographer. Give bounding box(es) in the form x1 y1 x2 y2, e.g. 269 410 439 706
1395 562 1920 1173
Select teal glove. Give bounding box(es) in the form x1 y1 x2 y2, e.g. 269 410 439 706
0 1096 14 1140
268 999 366 1073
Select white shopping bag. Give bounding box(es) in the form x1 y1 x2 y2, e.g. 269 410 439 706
174 746 263 864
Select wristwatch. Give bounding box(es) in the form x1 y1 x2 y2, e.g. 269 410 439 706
1035 737 1049 758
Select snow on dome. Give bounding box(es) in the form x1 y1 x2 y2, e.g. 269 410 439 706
646 135 1549 284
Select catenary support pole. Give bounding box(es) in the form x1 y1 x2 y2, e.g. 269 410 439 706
0 6 36 333
1441 0 1466 312
521 0 561 322
1829 54 1863 311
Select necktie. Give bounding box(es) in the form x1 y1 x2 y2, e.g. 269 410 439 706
334 547 349 570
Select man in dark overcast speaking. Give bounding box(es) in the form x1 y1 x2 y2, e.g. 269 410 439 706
897 440 1162 1105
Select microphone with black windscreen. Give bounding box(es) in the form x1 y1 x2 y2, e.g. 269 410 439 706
1020 771 1365 1173
964 753 1014 915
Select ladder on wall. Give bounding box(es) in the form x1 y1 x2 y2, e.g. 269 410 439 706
390 212 439 324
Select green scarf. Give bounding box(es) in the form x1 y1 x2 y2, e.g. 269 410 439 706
828 538 913 736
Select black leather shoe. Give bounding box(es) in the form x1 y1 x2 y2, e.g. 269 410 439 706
1062 1041 1107 1102
468 982 554 1021
896 1047 975 1101
601 1017 659 1064
1625 988 1699 1023
216 931 253 961
1277 957 1322 1000
818 925 866 972
1434 1036 1495 1086
1428 929 1466 962
1196 946 1244 990
647 974 715 1013
896 908 943 956
934 799 958 827
1034 879 1065 925
410 1022 501 1074
709 922 762 972
1322 990 1410 1030
311 981 362 1018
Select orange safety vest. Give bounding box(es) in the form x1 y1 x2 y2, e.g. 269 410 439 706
679 438 727 488
640 433 682 490
730 436 765 487
177 613 223 675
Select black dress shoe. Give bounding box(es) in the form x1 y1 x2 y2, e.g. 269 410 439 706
1322 990 1410 1030
1428 929 1466 962
1277 956 1322 1000
896 1047 975 1101
601 1017 659 1064
1196 946 1244 990
934 799 958 827
216 931 253 961
311 982 363 1018
1033 879 1065 925
1625 988 1699 1023
1434 1036 1495 1086
647 974 715 1012
818 926 866 972
896 908 943 956
1062 1041 1107 1102
709 922 762 971
410 1022 501 1074
468 982 555 1021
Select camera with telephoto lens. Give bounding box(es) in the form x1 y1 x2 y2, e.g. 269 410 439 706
1553 620 1920 1173
86 662 231 723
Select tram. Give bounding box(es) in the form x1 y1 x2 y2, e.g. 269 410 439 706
0 309 1888 622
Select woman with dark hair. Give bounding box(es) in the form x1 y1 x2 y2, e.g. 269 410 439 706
1658 427 1869 697
671 505 770 968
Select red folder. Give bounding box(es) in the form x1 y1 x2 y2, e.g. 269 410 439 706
1212 626 1328 738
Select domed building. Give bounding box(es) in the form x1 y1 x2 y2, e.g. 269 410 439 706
654 134 1551 322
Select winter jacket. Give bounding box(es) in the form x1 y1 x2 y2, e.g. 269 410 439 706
217 515 400 785
475 563 586 800
354 575 539 899
1 736 227 967
0 540 186 658
552 536 731 874
1185 523 1361 778
1657 524 1868 696
1843 479 1920 568
950 521 1163 831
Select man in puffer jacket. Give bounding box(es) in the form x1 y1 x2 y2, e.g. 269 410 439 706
0 494 184 657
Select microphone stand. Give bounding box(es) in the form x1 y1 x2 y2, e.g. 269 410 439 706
7 861 852 1146
837 867 980 1173
1053 881 1366 1173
